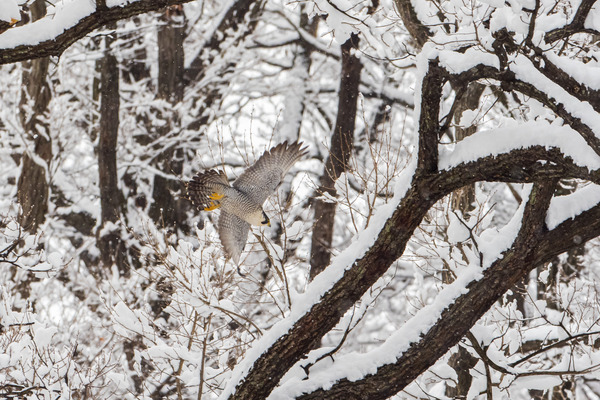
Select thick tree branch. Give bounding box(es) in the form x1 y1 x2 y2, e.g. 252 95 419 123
544 0 599 43
296 178 600 398
417 60 446 173
433 146 600 189
0 0 197 65
449 63 600 157
297 180 559 399
226 140 600 399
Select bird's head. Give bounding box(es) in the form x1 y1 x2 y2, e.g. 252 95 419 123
247 209 271 227
261 211 271 227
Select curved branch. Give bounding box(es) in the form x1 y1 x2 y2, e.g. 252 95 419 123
394 0 432 48
433 146 600 190
0 0 197 65
226 141 600 399
544 0 599 43
297 181 560 400
449 63 600 157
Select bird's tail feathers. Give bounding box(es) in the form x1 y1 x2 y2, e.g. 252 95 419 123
187 170 230 211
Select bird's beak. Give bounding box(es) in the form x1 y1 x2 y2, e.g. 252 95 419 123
267 221 271 227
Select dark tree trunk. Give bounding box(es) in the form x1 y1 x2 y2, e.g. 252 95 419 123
445 345 478 399
121 17 151 84
157 6 184 104
309 34 362 280
17 0 51 233
445 82 485 398
97 23 126 273
149 6 188 231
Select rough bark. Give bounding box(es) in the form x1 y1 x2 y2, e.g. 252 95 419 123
16 0 51 233
297 181 561 400
309 33 362 280
148 6 188 231
225 58 600 399
97 24 126 273
0 0 198 65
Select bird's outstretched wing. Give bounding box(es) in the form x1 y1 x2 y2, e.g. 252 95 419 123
218 211 250 264
233 141 308 205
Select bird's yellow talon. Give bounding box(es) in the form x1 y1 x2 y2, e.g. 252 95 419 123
204 201 221 211
209 192 224 200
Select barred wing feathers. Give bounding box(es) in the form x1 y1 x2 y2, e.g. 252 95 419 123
233 141 308 205
218 211 250 265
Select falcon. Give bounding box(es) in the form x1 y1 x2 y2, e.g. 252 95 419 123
188 141 307 264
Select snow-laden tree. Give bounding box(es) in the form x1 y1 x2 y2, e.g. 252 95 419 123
1 0 600 399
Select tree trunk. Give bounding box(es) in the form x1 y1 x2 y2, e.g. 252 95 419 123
121 16 151 84
17 0 51 233
97 23 126 273
309 34 362 280
445 82 485 398
149 6 188 231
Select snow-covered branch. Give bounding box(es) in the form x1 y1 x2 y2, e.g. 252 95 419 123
0 0 197 65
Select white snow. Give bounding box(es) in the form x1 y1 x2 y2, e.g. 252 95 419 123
0 0 94 49
439 120 600 171
438 46 500 73
546 184 600 229
0 0 20 23
269 187 531 397
447 212 470 243
219 160 418 399
514 375 562 391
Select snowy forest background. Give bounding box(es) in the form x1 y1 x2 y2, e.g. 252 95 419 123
2 0 600 399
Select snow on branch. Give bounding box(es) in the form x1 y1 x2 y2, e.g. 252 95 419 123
289 181 574 399
0 0 197 65
439 121 600 172
544 0 599 43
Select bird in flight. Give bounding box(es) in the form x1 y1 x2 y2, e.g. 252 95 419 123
188 141 307 264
